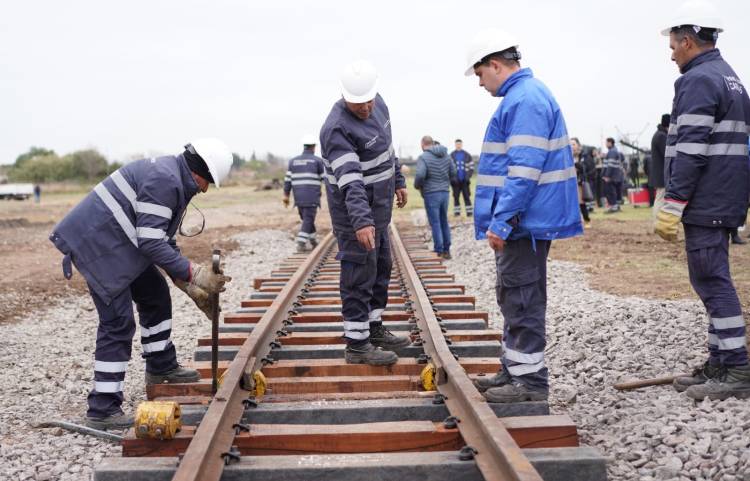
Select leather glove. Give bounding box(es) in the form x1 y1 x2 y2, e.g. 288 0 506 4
282 196 290 208
654 208 681 242
190 263 232 294
174 279 216 319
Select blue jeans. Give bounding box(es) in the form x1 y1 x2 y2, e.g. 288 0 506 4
423 191 451 253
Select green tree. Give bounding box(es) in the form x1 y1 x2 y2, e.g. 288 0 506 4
66 149 109 181
14 146 56 168
231 152 246 170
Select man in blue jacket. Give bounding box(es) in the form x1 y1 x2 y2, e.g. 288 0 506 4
50 138 233 429
465 29 583 403
655 0 750 400
602 137 624 213
415 136 457 258
320 60 411 366
449 139 474 217
283 134 325 252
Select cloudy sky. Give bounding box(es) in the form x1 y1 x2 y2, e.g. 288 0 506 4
1 0 748 164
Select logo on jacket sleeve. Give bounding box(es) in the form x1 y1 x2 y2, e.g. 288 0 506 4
724 75 744 95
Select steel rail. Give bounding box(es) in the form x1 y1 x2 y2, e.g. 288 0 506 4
171 233 335 481
389 224 544 481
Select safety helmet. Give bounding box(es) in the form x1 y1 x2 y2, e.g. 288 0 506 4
464 28 520 76
661 0 724 36
301 134 317 146
340 59 379 103
187 138 233 188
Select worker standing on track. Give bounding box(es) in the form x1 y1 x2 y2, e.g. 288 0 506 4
654 0 750 400
50 138 233 429
465 29 583 403
320 59 411 366
602 137 624 213
283 135 325 253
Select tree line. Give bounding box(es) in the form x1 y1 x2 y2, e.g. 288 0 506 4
8 147 120 183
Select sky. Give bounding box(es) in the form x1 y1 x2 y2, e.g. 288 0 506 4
1 0 748 165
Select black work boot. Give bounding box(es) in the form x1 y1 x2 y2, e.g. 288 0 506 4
673 360 722 392
441 252 452 260
483 381 548 403
309 237 318 248
295 241 309 253
85 411 134 430
146 365 201 385
686 364 750 401
474 368 512 392
345 342 398 366
369 323 411 349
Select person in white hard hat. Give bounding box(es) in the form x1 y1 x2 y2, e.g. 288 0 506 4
654 0 750 401
319 59 411 366
49 139 234 429
283 134 326 252
466 29 582 403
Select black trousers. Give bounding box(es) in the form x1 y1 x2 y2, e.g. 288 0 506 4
451 180 472 214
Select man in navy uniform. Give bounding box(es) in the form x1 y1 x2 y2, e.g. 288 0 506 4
50 138 233 429
655 0 750 400
283 134 325 252
320 59 411 366
449 139 474 217
602 137 624 213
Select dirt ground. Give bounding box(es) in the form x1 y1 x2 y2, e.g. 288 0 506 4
1 181 748 323
0 185 331 324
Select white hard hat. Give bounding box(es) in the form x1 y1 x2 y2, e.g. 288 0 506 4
661 0 724 36
301 134 317 146
464 28 520 76
340 59 379 103
188 138 233 188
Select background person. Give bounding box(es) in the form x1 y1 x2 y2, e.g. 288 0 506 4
283 134 325 252
415 135 457 258
449 139 474 217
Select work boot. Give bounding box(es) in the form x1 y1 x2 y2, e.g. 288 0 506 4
146 365 201 385
673 360 722 392
345 342 398 366
685 365 750 401
483 381 548 403
441 252 452 260
369 323 411 349
309 237 318 248
296 241 309 253
474 368 512 392
85 411 134 430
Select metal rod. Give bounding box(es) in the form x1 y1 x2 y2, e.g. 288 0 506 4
211 249 221 395
33 421 124 443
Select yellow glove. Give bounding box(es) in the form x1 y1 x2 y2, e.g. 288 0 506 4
174 279 216 319
190 263 231 294
654 205 683 242
282 196 290 208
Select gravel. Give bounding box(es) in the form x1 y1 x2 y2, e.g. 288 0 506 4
444 223 750 481
0 229 294 481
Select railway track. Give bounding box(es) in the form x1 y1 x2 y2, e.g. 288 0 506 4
94 224 607 481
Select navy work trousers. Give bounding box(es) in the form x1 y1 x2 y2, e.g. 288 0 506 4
336 229 392 345
452 180 473 215
86 265 178 418
605 180 623 207
296 206 318 244
684 224 748 366
423 190 451 254
495 237 551 390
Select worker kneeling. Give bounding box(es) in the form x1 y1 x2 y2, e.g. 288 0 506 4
49 139 233 430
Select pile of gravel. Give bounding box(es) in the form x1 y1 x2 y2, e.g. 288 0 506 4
445 223 750 481
0 229 294 481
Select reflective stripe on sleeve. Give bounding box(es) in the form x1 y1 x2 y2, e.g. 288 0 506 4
360 144 394 170
476 174 506 187
292 180 322 186
538 166 577 184
137 227 167 240
363 166 394 185
507 165 542 181
676 114 715 128
662 199 687 216
338 172 364 187
136 202 172 219
330 153 360 172
482 142 507 154
507 135 570 151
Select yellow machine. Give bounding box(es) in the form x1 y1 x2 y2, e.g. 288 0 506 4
134 401 182 440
